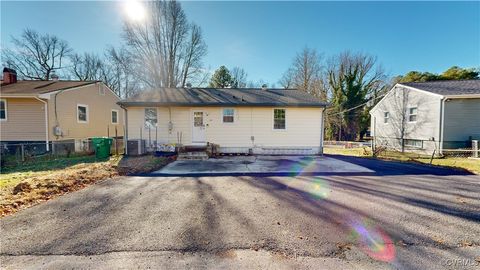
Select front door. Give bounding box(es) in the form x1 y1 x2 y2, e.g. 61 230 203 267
192 110 206 144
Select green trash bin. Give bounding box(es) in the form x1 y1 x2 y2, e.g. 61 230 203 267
92 137 112 159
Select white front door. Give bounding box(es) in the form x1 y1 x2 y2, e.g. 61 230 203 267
192 110 206 144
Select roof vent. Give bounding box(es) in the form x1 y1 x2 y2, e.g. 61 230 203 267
261 84 268 90
185 82 192 89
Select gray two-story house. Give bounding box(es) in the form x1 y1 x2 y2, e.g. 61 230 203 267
370 80 480 155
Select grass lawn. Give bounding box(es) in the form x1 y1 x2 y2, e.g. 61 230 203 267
324 147 480 174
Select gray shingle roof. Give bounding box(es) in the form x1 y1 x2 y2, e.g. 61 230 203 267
0 80 98 95
400 80 480 96
119 88 328 107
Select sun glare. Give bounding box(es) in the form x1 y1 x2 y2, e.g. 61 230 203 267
124 0 146 22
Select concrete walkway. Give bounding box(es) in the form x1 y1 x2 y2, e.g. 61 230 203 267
154 155 374 175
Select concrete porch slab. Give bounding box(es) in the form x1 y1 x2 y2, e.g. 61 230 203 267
153 155 374 175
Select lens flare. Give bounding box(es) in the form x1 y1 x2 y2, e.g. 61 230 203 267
349 218 396 262
280 157 331 200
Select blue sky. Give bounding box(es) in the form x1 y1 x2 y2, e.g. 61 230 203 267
1 1 479 84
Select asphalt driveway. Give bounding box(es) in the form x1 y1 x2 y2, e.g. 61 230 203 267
1 155 479 269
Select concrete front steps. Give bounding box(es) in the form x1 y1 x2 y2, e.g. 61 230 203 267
177 151 209 160
177 144 209 160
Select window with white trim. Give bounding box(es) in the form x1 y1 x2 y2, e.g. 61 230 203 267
384 112 389 124
404 139 423 148
77 104 88 123
111 110 118 124
408 107 417 122
0 99 6 120
144 108 157 129
222 108 234 123
273 109 286 130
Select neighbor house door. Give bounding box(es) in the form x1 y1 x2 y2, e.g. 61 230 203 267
192 110 206 144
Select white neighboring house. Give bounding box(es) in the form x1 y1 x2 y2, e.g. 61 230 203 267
118 87 328 155
370 80 480 155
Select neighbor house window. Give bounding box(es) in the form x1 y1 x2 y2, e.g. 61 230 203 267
0 99 6 120
223 108 234 123
273 109 286 130
384 112 389 124
404 139 423 148
144 108 157 129
111 110 118 124
77 104 88 123
408 107 417 122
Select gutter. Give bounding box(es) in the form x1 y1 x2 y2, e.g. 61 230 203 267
320 107 327 155
120 104 128 155
34 97 49 152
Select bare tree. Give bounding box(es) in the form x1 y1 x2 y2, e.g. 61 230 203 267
104 47 139 98
231 67 248 88
2 29 71 80
279 47 326 99
278 67 295 89
69 53 104 81
122 0 206 88
180 24 207 87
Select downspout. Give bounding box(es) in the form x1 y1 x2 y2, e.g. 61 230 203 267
34 97 49 151
121 104 128 155
439 97 446 155
320 106 326 155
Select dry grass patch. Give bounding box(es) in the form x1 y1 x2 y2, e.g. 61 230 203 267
1 155 172 217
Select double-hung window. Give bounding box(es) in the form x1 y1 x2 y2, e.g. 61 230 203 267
77 104 88 123
404 139 423 148
144 108 157 129
384 112 390 124
0 99 6 120
408 107 417 122
222 108 234 123
111 110 119 124
273 109 286 130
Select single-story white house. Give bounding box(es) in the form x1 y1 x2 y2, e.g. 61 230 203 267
370 80 480 155
118 87 328 155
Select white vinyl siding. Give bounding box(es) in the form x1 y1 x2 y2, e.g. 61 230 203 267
126 107 322 149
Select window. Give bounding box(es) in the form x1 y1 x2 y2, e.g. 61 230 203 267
144 108 157 129
408 107 417 122
77 104 88 123
0 99 6 120
384 112 389 124
273 109 286 130
111 110 118 124
404 139 423 148
222 108 234 123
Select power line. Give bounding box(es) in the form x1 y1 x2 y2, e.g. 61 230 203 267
326 94 386 116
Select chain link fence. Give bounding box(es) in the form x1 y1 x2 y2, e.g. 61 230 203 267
1 138 124 168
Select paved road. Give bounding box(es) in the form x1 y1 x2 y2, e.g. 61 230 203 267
1 155 479 269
